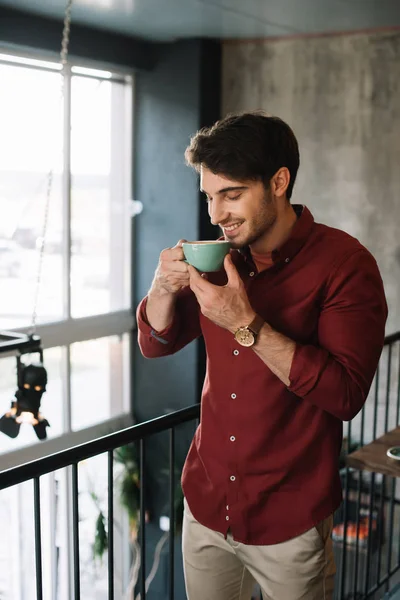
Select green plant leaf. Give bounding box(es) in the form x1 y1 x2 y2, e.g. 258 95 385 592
93 511 108 560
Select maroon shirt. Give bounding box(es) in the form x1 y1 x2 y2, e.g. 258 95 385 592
137 206 387 545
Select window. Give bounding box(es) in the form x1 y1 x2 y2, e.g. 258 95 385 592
0 51 133 434
0 50 134 600
71 335 130 431
0 54 132 330
0 61 64 328
70 73 131 317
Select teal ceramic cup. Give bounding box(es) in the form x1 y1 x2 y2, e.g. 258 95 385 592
182 240 231 272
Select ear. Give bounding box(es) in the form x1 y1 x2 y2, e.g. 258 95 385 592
271 167 290 199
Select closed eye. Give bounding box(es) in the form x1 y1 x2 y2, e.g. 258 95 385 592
227 194 241 201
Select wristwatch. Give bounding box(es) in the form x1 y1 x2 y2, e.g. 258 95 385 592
234 314 264 347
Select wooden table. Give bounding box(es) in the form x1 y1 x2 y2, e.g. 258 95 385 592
346 426 400 477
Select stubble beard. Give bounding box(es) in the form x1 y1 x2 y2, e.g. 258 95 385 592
229 193 277 250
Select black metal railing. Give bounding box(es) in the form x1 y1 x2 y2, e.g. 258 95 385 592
1 333 400 600
0 404 200 600
336 331 400 600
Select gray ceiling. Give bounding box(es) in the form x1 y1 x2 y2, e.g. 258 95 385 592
0 0 399 42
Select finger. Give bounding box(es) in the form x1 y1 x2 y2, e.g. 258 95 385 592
187 264 203 282
187 265 209 293
171 239 188 260
169 272 190 283
160 240 187 262
161 260 189 274
161 246 186 262
224 254 240 286
174 278 191 289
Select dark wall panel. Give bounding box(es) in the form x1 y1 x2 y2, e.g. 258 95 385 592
133 38 222 425
132 38 221 599
133 39 202 424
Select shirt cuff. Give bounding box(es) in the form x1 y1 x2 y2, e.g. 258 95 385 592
288 343 330 397
136 296 179 344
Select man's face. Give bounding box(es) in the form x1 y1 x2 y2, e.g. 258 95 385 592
200 167 277 250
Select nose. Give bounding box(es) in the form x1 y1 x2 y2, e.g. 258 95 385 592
209 199 228 227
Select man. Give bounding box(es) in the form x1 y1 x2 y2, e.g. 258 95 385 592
137 112 387 599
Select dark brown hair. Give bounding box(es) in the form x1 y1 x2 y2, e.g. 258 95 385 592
185 111 300 200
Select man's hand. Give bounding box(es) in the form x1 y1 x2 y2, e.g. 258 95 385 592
188 254 256 333
150 240 190 297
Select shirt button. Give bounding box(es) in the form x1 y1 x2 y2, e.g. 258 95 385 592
233 350 239 356
226 516 230 521
230 475 236 482
249 271 255 277
285 258 290 263
230 436 236 442
226 505 229 510
231 393 236 399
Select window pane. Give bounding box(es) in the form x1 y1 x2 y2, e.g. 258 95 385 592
0 348 64 453
70 334 130 431
0 481 36 599
0 474 65 600
78 454 129 599
78 455 110 598
0 62 64 329
70 76 131 318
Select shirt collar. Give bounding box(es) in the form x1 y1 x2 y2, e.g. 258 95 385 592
239 205 314 266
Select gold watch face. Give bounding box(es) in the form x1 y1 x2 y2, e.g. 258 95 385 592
234 327 255 347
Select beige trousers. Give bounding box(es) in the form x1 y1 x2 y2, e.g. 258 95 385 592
182 498 336 600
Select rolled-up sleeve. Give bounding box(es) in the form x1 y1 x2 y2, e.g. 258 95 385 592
289 249 388 421
136 287 202 358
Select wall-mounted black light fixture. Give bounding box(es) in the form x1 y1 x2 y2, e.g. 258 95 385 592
0 332 50 440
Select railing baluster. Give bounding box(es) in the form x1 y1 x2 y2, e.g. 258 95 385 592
386 477 396 594
397 345 400 568
140 438 146 600
169 428 175 600
353 405 366 600
396 343 400 426
339 466 349 599
380 345 392 591
373 365 380 441
361 366 381 597
72 463 80 600
364 471 376 597
339 421 351 600
108 450 114 600
384 344 393 434
360 398 366 448
34 477 43 600
352 404 366 598
353 472 362 599
376 475 386 585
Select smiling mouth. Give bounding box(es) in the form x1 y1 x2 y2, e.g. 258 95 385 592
223 222 242 234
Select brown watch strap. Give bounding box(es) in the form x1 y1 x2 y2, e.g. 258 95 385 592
248 314 264 336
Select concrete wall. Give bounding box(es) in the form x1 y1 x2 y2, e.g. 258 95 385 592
222 31 400 334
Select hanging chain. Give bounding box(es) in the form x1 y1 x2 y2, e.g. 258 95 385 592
30 0 73 334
